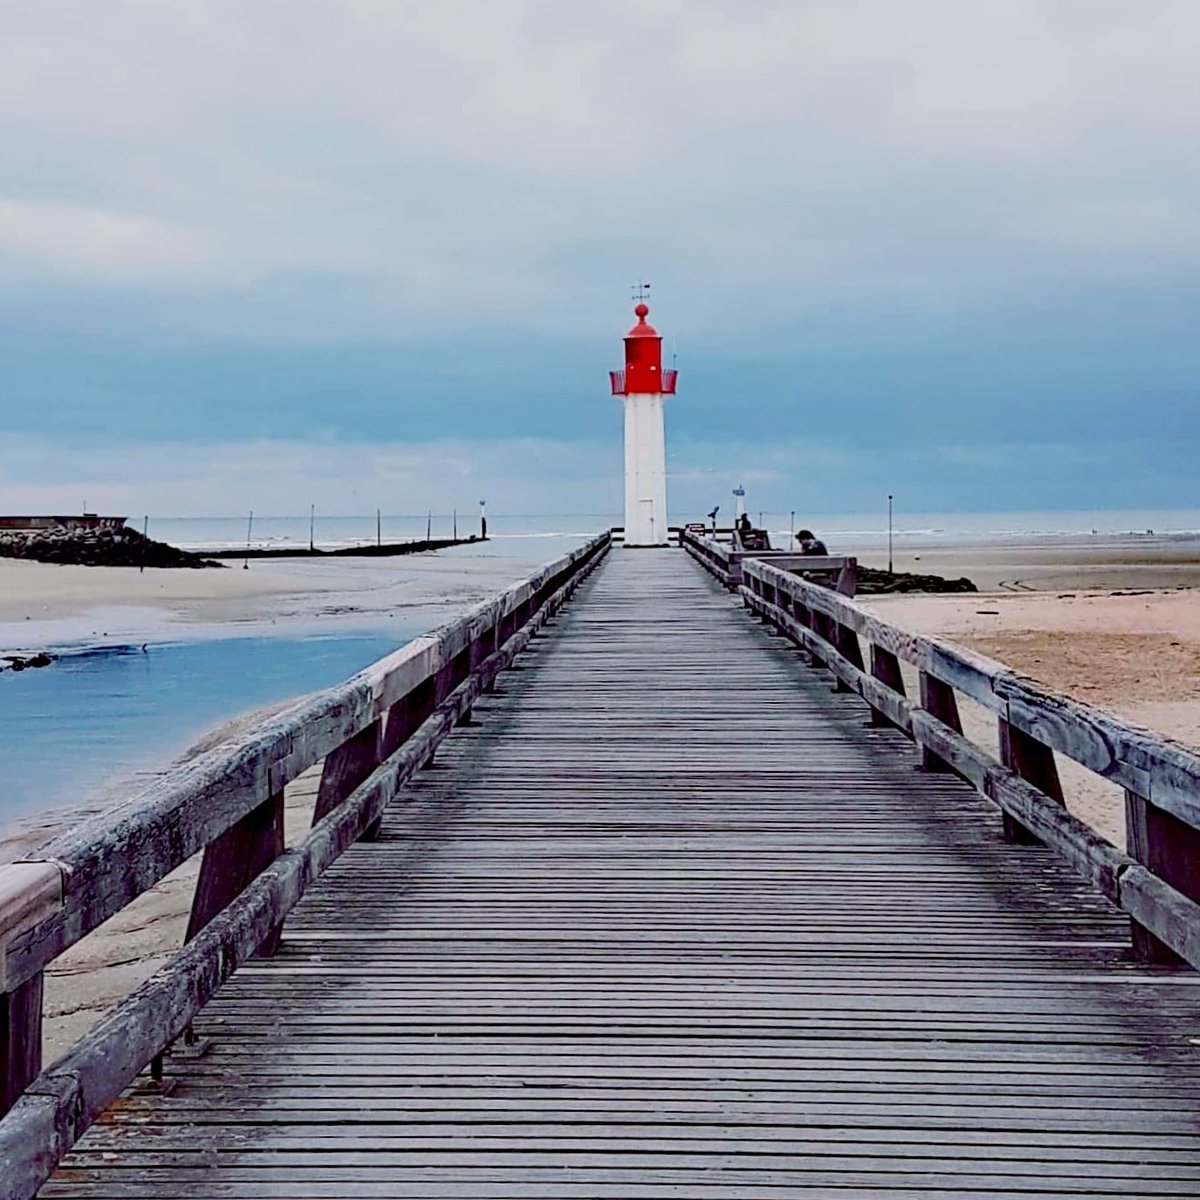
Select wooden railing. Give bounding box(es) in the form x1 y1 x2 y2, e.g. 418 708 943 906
736 555 1200 971
0 532 610 1197
681 527 858 593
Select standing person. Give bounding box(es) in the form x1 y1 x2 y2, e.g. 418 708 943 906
795 528 828 555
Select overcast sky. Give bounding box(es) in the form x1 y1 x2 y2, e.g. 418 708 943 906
2 1 1197 518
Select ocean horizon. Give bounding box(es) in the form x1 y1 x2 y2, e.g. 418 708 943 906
137 507 1200 554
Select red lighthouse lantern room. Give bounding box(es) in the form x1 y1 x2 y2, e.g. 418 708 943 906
609 303 678 396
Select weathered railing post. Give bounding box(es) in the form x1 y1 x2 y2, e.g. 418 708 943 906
806 612 838 683
1 861 63 1117
998 720 1064 844
471 613 498 694
186 789 286 957
918 672 963 772
383 676 436 761
870 644 907 729
1125 791 1200 964
832 620 864 692
836 561 858 597
797 603 823 668
314 718 384 837
1 973 42 1117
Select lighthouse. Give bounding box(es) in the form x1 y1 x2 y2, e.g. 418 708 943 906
610 301 677 546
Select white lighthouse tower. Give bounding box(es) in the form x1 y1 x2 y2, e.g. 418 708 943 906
610 300 677 546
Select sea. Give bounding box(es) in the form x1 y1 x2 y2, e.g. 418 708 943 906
149 507 1200 556
3 507 1199 832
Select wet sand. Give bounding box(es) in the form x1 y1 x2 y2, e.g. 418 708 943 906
853 532 1200 593
0 556 304 621
0 548 552 652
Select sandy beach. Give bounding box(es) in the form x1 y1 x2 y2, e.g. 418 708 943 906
6 531 1200 1061
0 556 306 622
0 546 559 653
863 567 1200 847
851 532 1200 593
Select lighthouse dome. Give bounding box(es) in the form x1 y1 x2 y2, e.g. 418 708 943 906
626 302 659 338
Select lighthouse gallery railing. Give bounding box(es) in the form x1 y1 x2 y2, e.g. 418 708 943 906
609 368 677 395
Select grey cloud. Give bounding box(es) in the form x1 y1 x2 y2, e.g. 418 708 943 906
1 1 1199 342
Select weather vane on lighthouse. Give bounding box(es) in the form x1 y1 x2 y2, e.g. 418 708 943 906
610 291 677 547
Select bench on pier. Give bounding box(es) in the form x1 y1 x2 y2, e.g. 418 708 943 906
731 528 772 551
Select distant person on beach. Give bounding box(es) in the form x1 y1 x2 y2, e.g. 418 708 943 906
795 529 828 555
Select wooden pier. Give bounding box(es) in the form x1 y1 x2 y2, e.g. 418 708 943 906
5 535 1200 1197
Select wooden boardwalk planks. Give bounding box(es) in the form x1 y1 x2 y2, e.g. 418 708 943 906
42 549 1200 1198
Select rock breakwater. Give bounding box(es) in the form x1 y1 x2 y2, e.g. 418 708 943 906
2 652 55 672
856 566 978 594
0 524 222 568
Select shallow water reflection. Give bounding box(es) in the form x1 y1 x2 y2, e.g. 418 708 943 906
0 632 407 825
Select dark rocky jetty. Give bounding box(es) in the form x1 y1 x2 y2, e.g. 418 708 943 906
0 523 222 568
1 652 56 673
854 566 977 594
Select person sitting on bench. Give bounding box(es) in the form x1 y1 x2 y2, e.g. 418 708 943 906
796 528 828 555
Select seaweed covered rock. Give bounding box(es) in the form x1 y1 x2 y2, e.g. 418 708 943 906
0 524 222 568
855 566 977 594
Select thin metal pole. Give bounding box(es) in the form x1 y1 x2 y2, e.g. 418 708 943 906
887 494 894 575
244 511 254 570
453 509 457 539
426 510 432 541
309 504 315 552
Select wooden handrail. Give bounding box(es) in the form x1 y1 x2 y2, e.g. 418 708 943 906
735 554 1200 971
0 532 610 1183
680 527 857 591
